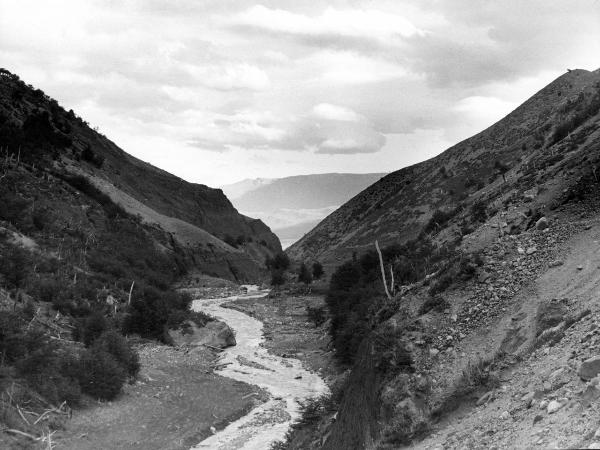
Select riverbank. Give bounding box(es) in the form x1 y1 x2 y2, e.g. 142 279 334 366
55 343 266 450
224 291 338 382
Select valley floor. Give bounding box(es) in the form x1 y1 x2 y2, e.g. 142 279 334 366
54 344 265 450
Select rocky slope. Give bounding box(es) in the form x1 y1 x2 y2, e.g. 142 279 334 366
288 69 600 266
278 68 600 450
0 68 280 281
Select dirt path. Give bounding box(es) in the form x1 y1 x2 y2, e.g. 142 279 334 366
414 221 600 449
55 345 265 450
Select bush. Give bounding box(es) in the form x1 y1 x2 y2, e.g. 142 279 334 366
270 270 285 287
77 348 126 400
418 296 449 315
470 201 487 223
312 262 324 280
82 312 108 346
93 330 140 378
266 252 290 271
297 263 313 285
306 306 327 327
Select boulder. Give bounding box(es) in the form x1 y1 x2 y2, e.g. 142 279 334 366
169 319 236 349
579 356 600 380
547 400 563 414
536 216 549 230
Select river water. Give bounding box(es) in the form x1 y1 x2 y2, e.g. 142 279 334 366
190 291 329 450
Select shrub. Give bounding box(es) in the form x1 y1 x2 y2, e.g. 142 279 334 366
93 330 140 378
297 263 313 285
312 262 324 280
77 348 126 400
470 201 487 223
266 252 290 271
306 306 327 327
418 296 449 315
270 270 285 287
82 312 108 346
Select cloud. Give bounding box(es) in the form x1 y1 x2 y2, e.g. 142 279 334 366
312 103 362 122
229 5 423 53
187 105 386 155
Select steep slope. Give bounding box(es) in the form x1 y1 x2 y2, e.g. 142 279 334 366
288 69 600 265
222 173 385 247
0 68 281 281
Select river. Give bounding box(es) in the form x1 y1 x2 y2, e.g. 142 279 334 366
191 290 329 449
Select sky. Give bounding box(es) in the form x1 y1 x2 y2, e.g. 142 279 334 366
1 1 599 187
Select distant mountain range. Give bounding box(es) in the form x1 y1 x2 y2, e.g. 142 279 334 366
222 173 386 248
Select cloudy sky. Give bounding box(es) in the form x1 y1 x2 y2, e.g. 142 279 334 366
1 1 598 187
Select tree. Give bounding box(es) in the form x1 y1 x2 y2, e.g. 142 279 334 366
270 270 285 287
494 160 509 182
266 252 290 271
298 263 313 285
312 262 324 280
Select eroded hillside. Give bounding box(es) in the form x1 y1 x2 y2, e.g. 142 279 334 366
288 69 600 266
0 68 281 282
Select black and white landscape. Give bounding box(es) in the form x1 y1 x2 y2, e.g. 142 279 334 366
1 1 599 450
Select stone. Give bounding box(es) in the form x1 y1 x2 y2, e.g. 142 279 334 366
549 260 564 267
547 400 563 414
539 400 549 410
430 348 439 356
578 266 584 270
588 443 600 449
499 411 510 420
168 319 236 349
517 247 525 254
526 246 537 255
477 391 494 406
536 217 549 230
579 356 600 380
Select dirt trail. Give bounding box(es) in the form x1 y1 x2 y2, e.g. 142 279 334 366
414 221 600 449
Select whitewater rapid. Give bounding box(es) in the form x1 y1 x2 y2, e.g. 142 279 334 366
190 291 329 449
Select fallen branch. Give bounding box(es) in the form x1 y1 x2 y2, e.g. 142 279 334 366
6 429 38 440
375 240 392 300
202 344 224 352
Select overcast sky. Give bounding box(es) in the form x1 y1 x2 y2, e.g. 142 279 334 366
1 1 599 187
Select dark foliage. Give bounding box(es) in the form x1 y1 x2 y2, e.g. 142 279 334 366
93 330 140 378
306 305 327 327
312 261 324 280
470 201 487 223
266 252 290 271
270 270 285 287
297 263 313 285
76 347 126 400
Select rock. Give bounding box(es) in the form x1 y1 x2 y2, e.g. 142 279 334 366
168 319 236 349
526 246 537 255
533 414 544 424
294 375 302 379
582 376 600 405
210 426 217 434
578 265 584 270
430 348 440 356
477 391 494 406
579 356 600 380
517 247 525 254
536 217 549 230
549 260 564 267
539 400 549 410
499 411 510 420
478 271 491 283
588 443 600 449
547 400 563 414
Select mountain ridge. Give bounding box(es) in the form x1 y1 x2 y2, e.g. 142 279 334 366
288 68 600 265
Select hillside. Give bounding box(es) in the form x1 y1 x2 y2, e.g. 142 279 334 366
274 68 600 450
288 69 600 266
222 173 385 247
0 68 281 282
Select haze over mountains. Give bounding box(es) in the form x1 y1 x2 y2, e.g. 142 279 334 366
222 173 386 248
